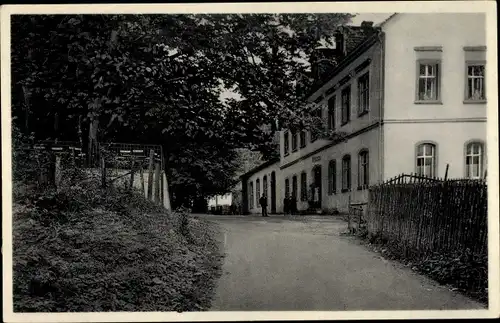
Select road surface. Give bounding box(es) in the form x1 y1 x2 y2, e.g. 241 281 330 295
200 214 485 311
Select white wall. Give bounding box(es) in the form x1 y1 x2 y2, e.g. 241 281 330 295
208 194 232 207
281 127 381 214
280 41 384 169
246 162 282 214
383 13 487 121
381 13 487 181
383 122 486 180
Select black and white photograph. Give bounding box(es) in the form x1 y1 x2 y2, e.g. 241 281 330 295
1 2 498 321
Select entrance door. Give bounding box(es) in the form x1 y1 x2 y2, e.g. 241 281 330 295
313 165 322 209
270 171 276 213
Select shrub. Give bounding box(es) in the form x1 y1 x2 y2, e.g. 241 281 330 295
13 178 224 312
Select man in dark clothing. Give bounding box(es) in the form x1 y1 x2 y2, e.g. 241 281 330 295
290 193 298 215
259 194 268 217
283 195 289 216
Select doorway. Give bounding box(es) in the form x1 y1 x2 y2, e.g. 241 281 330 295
271 171 276 214
312 165 322 209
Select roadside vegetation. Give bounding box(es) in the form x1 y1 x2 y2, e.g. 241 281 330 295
348 228 488 305
12 143 225 312
13 179 224 312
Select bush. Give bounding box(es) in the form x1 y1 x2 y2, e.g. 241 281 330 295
13 178 224 312
360 232 488 304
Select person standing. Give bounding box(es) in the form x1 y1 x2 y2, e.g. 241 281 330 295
291 193 298 215
259 194 268 217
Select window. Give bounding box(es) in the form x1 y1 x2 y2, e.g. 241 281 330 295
284 131 290 156
310 108 322 143
300 172 307 201
341 86 351 125
358 150 369 189
292 175 298 199
299 130 307 148
465 64 486 101
328 96 336 131
249 181 254 209
417 61 440 102
263 175 268 197
416 143 436 177
328 160 337 195
285 178 290 197
465 142 484 179
341 155 351 192
256 178 260 200
358 73 369 115
291 131 298 152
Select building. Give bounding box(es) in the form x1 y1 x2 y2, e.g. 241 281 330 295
241 13 487 215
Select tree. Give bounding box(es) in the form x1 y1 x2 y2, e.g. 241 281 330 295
11 13 355 206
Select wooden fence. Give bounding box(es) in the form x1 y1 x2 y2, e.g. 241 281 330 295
366 173 488 257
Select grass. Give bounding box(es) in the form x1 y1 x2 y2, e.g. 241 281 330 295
344 228 488 305
12 179 225 312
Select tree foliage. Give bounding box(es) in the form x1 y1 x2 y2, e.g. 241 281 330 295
11 13 354 206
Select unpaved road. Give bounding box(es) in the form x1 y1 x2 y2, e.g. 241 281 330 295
199 214 485 311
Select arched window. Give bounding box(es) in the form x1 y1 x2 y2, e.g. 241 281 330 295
249 181 254 209
416 143 436 177
342 155 351 192
300 172 307 201
328 160 337 195
292 175 298 199
285 178 290 197
256 178 261 200
358 150 369 188
263 175 268 197
465 141 484 179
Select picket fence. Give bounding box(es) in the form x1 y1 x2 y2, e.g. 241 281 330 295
366 173 488 257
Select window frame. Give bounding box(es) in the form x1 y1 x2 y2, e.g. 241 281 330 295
263 175 268 197
299 130 307 148
464 61 486 103
292 175 298 199
310 108 323 143
285 178 290 198
328 159 337 195
357 72 370 116
464 140 485 179
415 142 437 178
291 130 298 152
415 59 442 104
341 154 351 193
256 178 260 201
249 181 254 209
357 149 369 190
300 172 307 201
341 86 351 126
328 95 336 132
283 131 290 156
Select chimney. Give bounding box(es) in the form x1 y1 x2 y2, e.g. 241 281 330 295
333 30 345 56
361 21 374 28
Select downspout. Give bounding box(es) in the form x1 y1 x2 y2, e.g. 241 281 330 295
378 31 385 184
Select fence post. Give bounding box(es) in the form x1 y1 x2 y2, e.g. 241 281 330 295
129 159 136 190
55 155 62 190
154 162 161 204
147 149 154 200
101 156 106 188
444 164 449 181
139 166 146 197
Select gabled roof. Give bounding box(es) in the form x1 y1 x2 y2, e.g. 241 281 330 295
376 13 398 28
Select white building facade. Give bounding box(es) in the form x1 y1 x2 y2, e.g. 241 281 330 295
241 13 487 215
